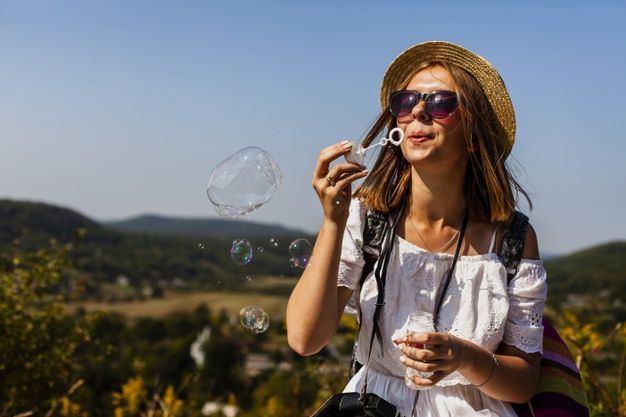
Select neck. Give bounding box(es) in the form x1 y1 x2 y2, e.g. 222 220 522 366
407 164 467 229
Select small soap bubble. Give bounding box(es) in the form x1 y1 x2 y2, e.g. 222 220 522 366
239 306 270 334
245 275 253 283
207 147 282 217
288 238 313 269
269 237 279 247
230 239 253 265
198 243 205 250
257 246 264 253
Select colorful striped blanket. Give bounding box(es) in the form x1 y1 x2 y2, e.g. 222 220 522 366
511 318 589 417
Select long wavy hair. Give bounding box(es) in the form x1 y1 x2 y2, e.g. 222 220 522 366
354 61 531 223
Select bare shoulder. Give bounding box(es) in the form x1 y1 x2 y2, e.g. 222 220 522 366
522 222 540 260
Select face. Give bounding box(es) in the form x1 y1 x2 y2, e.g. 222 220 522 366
395 65 469 170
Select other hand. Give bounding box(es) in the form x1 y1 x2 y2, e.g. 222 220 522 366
393 332 469 388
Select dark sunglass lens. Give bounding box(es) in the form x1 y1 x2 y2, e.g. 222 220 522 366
427 91 458 118
390 91 417 117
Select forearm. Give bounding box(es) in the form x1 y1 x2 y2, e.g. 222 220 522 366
459 340 540 403
286 219 346 356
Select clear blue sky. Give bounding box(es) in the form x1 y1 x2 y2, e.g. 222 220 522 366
1 1 625 255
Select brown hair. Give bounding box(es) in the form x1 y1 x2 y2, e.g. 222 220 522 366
354 61 531 223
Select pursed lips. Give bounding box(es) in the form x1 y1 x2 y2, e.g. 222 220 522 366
408 131 433 144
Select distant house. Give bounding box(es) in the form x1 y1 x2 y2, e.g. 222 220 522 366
201 402 238 417
244 353 274 377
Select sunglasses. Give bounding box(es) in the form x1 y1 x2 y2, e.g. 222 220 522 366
389 90 459 119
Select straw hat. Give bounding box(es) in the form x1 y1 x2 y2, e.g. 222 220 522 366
380 41 516 156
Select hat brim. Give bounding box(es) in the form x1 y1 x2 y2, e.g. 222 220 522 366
380 41 515 156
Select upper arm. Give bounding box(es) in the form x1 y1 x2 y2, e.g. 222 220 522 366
496 342 541 368
336 286 354 324
496 341 541 391
522 222 540 260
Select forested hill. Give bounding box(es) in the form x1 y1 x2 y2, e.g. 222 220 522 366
0 199 312 295
0 199 104 243
543 240 626 306
1 199 624 306
104 214 309 238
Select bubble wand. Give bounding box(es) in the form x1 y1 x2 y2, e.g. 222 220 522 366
344 128 405 165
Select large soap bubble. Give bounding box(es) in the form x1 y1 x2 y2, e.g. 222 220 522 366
207 146 282 217
239 305 270 334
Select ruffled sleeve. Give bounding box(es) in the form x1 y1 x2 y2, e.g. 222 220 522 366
503 260 548 353
337 199 367 314
337 198 367 290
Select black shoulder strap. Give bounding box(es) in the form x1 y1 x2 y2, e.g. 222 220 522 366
359 208 387 287
349 208 389 378
498 210 529 284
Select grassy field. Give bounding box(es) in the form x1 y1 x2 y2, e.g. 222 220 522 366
65 276 297 319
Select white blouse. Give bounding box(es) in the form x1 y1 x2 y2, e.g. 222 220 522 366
337 198 547 417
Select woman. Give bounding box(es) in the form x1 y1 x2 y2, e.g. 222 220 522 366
286 41 547 416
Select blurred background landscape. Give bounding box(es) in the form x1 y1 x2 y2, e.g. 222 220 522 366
1 199 624 416
2 1 626 416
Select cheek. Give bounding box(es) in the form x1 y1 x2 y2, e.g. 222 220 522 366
439 118 465 145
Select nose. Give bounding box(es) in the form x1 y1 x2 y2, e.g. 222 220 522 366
410 99 431 122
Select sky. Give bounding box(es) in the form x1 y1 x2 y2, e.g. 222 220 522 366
1 1 625 256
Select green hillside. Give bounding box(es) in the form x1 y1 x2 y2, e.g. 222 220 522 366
544 240 626 306
104 214 310 238
0 199 311 299
2 199 624 308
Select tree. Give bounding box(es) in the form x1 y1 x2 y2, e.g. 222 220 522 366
0 235 95 416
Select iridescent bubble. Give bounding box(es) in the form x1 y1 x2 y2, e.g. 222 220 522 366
269 237 279 247
288 238 313 269
239 306 270 334
230 239 253 265
207 147 282 217
245 275 253 283
256 246 264 253
198 243 205 249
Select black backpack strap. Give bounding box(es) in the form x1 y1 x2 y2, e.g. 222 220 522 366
349 208 388 378
356 208 388 317
498 210 529 283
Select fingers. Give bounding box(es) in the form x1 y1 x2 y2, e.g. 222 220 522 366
406 371 447 387
313 141 354 181
312 161 367 195
399 354 439 374
333 167 368 190
401 345 437 362
327 162 366 181
394 332 447 347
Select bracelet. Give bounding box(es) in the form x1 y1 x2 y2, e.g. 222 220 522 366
474 352 499 388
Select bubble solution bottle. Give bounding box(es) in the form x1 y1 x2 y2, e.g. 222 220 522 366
400 311 435 391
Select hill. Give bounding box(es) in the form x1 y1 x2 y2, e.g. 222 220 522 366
104 214 310 238
2 199 624 309
544 240 626 306
0 199 311 299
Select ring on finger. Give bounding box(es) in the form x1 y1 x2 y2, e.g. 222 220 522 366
326 176 337 187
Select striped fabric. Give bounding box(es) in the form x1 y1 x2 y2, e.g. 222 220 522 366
512 318 590 417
